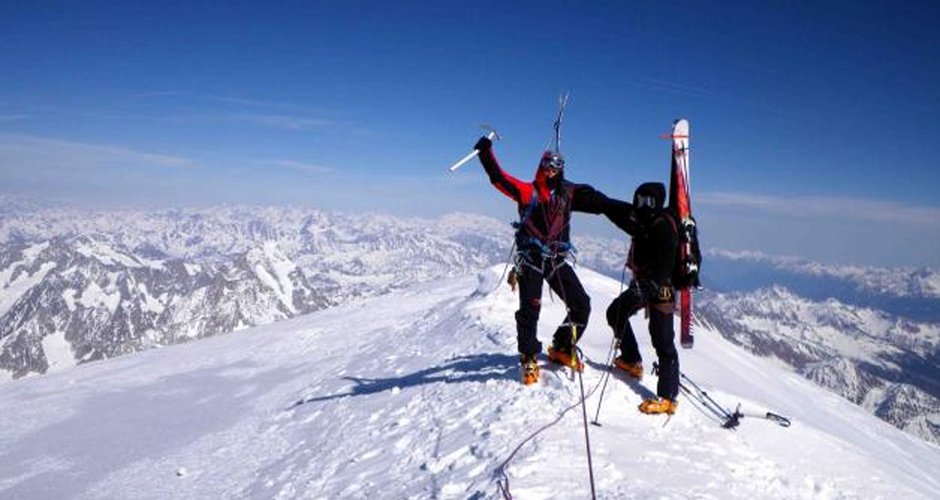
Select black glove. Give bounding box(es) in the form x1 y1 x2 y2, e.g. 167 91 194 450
474 136 492 152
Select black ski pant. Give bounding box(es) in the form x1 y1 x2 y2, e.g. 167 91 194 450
515 259 591 358
606 282 679 401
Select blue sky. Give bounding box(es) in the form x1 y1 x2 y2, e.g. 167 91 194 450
1 1 938 266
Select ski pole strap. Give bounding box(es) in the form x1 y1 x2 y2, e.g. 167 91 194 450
764 412 791 427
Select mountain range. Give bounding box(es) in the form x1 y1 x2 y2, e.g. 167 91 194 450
0 206 508 379
1 203 938 447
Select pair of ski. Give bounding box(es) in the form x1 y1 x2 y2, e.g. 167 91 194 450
669 118 696 348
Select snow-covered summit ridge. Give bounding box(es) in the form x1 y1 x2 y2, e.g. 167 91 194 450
0 266 936 499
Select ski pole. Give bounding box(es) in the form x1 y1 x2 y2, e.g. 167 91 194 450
547 91 570 153
677 369 793 429
592 261 629 426
575 346 597 500
590 336 619 426
675 368 738 426
448 128 498 172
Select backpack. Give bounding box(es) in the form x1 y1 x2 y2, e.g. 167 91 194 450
661 211 702 290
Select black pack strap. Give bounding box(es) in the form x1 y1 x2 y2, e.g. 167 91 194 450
512 194 539 230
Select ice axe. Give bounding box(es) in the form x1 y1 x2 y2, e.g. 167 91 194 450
448 125 500 172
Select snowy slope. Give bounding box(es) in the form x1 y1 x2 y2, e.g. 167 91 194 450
0 267 938 499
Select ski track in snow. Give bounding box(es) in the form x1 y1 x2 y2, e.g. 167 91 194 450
0 266 938 499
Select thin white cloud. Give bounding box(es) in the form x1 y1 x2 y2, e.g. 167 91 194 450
636 77 714 99
130 91 183 99
122 92 334 130
0 134 194 170
225 113 331 130
205 94 334 129
206 95 327 115
0 114 28 122
699 191 940 226
264 159 334 174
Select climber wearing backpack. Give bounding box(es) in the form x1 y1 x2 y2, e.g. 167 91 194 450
602 182 681 414
473 135 609 385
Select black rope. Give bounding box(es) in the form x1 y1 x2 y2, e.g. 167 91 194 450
495 398 581 499
494 359 605 499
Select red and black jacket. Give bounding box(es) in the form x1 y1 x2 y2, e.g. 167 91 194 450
478 147 608 259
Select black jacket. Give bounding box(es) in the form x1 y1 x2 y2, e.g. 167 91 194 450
603 198 678 287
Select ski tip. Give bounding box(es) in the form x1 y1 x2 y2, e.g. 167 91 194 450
669 118 690 138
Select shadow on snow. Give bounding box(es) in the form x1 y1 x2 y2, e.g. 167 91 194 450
291 353 520 408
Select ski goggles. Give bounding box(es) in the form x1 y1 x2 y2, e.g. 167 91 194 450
635 194 658 209
540 154 565 171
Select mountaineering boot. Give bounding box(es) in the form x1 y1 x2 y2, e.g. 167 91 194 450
639 398 678 415
520 355 540 385
614 357 644 380
547 346 584 372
